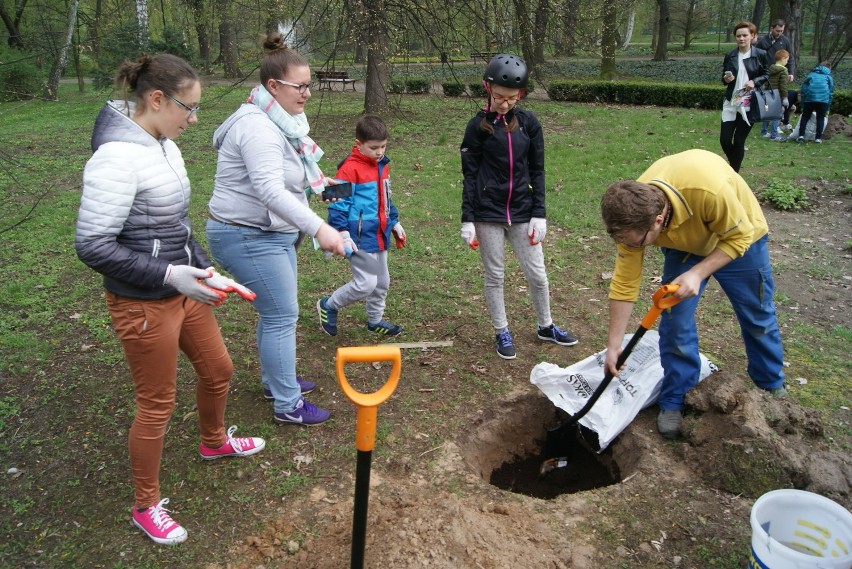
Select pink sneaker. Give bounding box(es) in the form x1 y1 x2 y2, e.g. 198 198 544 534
131 498 188 545
199 425 265 460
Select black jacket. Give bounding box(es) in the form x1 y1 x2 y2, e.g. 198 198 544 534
460 108 545 224
722 47 770 102
755 33 795 76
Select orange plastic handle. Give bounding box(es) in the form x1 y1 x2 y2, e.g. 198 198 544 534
640 284 682 329
336 346 401 452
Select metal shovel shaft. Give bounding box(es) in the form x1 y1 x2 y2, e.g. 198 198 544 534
351 449 372 569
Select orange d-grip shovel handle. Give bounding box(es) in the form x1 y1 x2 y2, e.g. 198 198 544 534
336 346 401 452
640 284 682 329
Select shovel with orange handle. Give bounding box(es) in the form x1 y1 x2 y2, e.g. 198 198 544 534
539 284 682 477
336 345 402 569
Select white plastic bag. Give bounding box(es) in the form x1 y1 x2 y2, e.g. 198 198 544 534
530 331 717 451
789 114 828 141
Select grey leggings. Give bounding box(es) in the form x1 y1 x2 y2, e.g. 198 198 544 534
475 221 552 331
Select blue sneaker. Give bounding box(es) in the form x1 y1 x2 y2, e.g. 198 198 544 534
264 377 316 400
367 320 403 336
317 297 338 336
537 324 578 346
273 397 331 426
495 329 516 359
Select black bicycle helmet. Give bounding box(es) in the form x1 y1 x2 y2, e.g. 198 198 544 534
483 54 528 88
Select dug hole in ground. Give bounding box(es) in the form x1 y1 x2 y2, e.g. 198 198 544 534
227 186 851 568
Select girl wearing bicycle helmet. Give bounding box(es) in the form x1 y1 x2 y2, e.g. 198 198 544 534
460 53 578 359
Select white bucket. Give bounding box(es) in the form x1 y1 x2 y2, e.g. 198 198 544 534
749 489 852 569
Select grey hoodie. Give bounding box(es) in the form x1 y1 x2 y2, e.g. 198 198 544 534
208 104 323 236
75 100 211 299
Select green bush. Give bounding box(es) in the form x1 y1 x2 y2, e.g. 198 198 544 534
0 48 44 101
469 82 487 97
149 27 195 62
405 77 431 94
389 76 431 94
832 91 851 116
547 80 724 110
442 81 466 97
758 180 809 211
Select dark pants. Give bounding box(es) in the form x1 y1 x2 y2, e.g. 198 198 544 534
783 89 798 125
799 102 829 140
720 114 754 172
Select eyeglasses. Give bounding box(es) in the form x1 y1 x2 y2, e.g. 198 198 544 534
274 79 313 95
491 93 521 104
623 227 654 249
164 93 199 118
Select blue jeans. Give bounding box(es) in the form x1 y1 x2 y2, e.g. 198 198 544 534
657 236 785 410
206 220 301 414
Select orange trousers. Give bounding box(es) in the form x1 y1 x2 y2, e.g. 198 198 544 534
107 292 233 509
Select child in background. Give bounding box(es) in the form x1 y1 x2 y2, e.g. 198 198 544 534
761 49 790 141
318 115 406 337
797 61 834 144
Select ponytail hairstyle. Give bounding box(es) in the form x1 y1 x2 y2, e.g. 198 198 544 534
259 32 308 85
114 53 198 113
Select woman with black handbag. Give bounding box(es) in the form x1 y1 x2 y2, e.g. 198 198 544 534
720 21 769 172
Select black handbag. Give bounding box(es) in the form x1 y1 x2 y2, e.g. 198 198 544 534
750 86 784 122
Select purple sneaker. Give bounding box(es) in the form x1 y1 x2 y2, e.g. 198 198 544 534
274 397 331 426
264 377 316 400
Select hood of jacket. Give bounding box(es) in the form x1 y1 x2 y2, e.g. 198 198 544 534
91 100 162 153
810 66 831 76
213 104 261 150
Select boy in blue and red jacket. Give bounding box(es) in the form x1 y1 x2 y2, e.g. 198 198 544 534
317 115 406 336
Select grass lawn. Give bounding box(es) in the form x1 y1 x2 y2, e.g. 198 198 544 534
0 83 849 568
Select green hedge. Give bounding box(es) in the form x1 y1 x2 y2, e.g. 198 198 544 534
0 48 44 101
442 82 466 97
389 76 431 94
546 80 852 115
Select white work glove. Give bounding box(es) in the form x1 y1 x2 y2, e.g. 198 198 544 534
164 265 225 305
461 222 479 250
528 217 547 245
340 230 358 254
392 222 406 249
204 268 256 301
782 97 789 108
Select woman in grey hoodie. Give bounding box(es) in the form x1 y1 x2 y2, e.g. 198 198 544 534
206 33 345 426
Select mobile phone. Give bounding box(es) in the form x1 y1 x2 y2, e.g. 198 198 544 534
322 182 352 201
724 70 734 78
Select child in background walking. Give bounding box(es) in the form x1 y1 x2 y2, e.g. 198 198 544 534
460 53 578 359
318 115 406 337
761 49 790 141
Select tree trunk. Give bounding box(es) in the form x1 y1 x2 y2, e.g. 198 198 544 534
0 0 28 49
599 0 617 78
533 0 549 65
652 0 669 61
650 4 658 50
752 0 766 32
217 0 241 78
556 0 578 56
362 0 388 113
513 0 535 73
187 0 211 73
47 0 79 100
135 0 149 51
683 0 695 49
620 8 635 50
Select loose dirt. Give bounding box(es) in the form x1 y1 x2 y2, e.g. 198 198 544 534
219 184 851 568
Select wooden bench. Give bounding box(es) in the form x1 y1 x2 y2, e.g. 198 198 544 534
315 70 357 91
470 52 498 63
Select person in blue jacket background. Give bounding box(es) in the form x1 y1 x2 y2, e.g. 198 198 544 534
796 62 834 144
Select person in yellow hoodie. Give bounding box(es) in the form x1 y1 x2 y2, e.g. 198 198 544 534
600 149 786 439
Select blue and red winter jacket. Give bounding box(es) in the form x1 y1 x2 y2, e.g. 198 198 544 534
327 146 399 253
